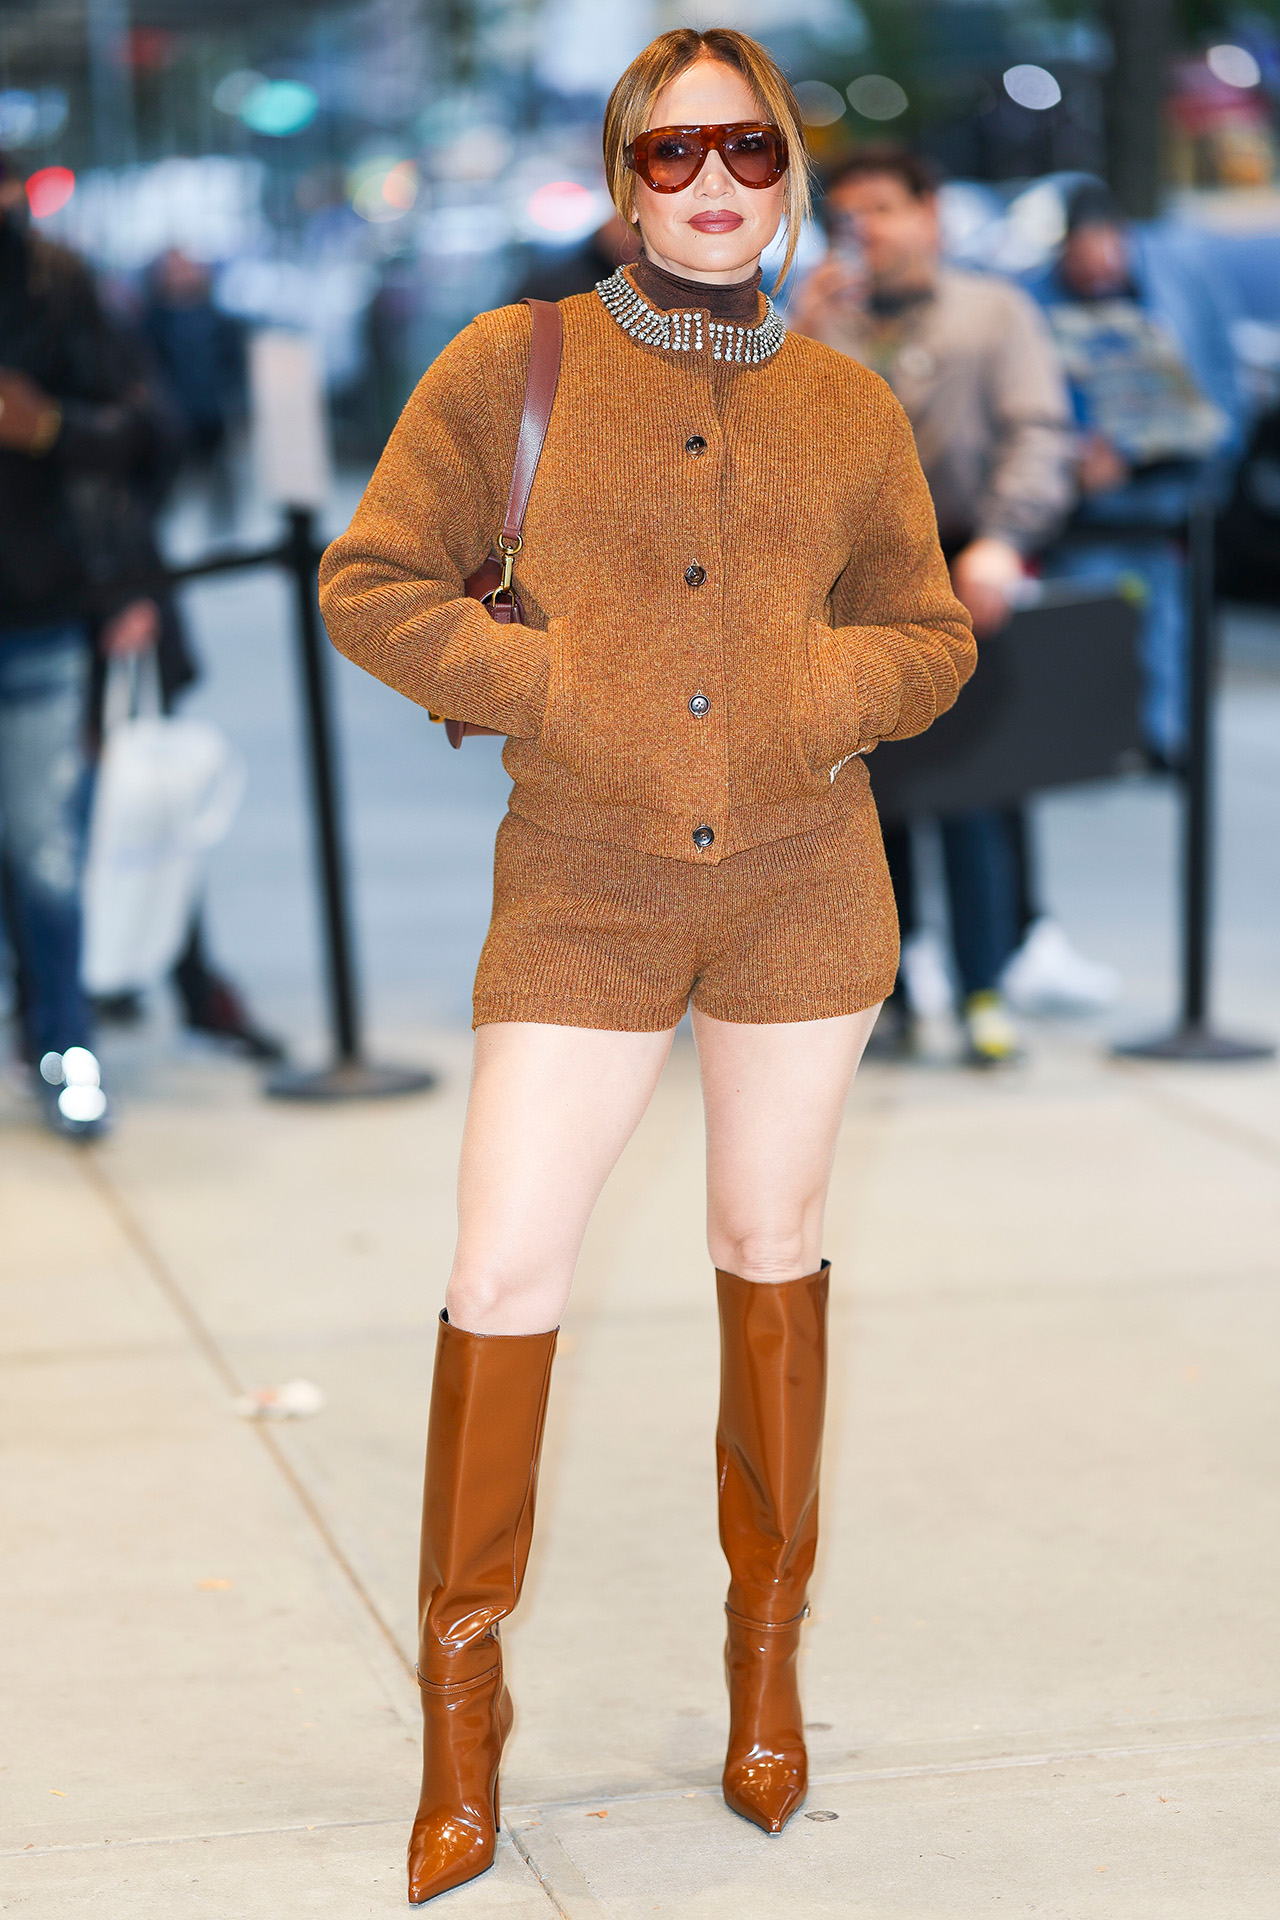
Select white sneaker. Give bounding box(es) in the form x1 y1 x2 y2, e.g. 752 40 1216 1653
37 1046 113 1140
900 930 955 1018
1000 918 1120 1015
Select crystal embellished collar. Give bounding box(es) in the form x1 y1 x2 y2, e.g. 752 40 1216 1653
595 266 786 365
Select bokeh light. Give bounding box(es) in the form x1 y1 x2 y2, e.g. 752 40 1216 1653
846 75 908 122
0 89 38 147
59 1084 108 1123
794 81 846 128
212 69 265 115
40 1046 105 1119
381 162 418 212
350 156 419 222
525 179 596 235
238 80 319 139
0 85 67 149
1207 44 1262 90
1003 65 1063 111
26 165 75 218
60 1047 102 1088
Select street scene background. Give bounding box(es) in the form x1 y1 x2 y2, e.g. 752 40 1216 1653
3 2 1279 1915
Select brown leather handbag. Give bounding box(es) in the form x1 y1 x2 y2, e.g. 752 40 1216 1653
435 296 563 748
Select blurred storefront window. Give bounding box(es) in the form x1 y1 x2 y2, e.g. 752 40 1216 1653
1 0 1275 460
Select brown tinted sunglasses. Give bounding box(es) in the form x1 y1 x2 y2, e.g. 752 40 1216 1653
625 122 789 194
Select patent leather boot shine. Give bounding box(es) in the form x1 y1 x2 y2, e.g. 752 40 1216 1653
715 1263 829 1834
408 1312 557 1904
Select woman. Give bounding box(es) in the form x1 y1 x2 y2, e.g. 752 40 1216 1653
320 27 974 1906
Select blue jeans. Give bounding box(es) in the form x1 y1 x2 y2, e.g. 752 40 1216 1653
1043 537 1186 761
0 626 94 1062
883 808 1022 1001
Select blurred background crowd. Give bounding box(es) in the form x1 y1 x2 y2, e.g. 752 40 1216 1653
2 0 1279 1136
6 0 1278 451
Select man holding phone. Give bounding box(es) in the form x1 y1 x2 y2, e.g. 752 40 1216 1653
791 147 1114 1060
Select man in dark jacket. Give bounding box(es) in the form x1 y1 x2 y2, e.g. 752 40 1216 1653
81 319 284 1065
514 212 638 304
143 248 245 463
0 158 156 1136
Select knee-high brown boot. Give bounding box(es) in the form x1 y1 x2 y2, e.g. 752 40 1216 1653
715 1263 828 1835
407 1311 557 1904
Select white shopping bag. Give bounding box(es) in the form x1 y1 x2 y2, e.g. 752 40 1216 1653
82 653 246 994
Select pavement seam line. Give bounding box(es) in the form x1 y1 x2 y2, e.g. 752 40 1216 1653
507 1821 608 1918
806 1727 1280 1786
501 1727 1280 1820
5 1817 404 1858
76 1149 417 1685
1112 1070 1280 1170
15 1729 1277 1862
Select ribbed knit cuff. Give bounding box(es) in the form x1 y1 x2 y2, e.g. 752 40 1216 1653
507 641 549 739
444 605 549 738
808 621 903 754
849 636 902 747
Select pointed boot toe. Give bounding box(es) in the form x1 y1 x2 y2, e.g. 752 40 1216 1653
723 1748 808 1833
715 1269 828 1842
407 1318 555 1905
721 1611 810 1834
407 1808 496 1903
407 1669 513 1903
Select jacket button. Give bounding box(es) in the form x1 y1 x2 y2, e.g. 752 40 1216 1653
684 563 706 588
685 435 707 456
692 825 715 850
689 693 710 716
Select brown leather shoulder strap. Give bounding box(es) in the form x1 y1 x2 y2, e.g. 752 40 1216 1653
500 297 562 547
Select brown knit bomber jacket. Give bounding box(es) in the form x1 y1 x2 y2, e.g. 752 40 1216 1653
319 280 976 865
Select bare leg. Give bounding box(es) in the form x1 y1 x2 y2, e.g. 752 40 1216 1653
694 1006 880 1280
696 1003 879 1836
447 1021 676 1334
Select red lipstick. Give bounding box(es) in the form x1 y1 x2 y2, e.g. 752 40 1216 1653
689 210 743 233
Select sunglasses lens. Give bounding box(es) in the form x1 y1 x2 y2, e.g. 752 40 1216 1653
725 129 786 183
723 127 784 184
645 131 704 189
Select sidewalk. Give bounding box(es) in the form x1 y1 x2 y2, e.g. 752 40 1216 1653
4 1016 1278 1917
4 572 1279 1913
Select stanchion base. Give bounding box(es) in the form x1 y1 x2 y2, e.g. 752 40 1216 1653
1113 1024 1274 1063
265 1060 438 1102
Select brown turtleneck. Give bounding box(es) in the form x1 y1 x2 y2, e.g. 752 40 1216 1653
629 257 766 423
632 253 763 323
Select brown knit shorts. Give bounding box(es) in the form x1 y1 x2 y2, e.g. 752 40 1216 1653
472 804 897 1032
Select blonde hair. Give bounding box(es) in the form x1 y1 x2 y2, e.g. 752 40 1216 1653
602 28 812 291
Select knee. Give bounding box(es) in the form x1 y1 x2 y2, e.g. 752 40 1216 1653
709 1226 813 1286
446 1258 566 1337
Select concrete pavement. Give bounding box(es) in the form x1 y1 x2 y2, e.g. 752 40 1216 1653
3 557 1278 1913
4 1016 1278 1915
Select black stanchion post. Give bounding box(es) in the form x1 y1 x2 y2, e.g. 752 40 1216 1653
288 505 360 1064
1114 501 1272 1062
1182 498 1214 1030
267 508 437 1100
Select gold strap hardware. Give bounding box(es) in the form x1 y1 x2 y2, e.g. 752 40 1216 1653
495 531 522 597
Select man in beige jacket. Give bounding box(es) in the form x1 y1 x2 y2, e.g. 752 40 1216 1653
791 148 1113 1061
790 146 1072 632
